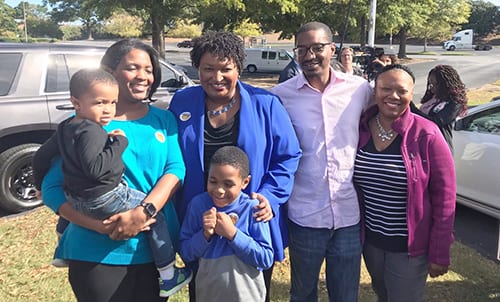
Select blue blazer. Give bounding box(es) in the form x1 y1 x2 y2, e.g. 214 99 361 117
169 81 301 261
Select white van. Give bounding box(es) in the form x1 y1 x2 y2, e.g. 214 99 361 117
244 48 292 73
443 29 473 51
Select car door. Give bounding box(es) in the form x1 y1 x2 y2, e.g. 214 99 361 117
45 52 103 126
453 103 500 215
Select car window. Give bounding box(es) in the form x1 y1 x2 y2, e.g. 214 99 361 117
261 51 267 60
0 53 22 96
465 107 500 135
278 51 289 60
160 64 176 86
268 51 276 60
45 53 102 93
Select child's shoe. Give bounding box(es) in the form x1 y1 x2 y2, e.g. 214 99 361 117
159 267 193 297
51 258 69 268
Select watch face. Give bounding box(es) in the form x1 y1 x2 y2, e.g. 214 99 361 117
144 203 157 217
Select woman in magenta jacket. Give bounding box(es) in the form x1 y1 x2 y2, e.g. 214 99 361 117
353 64 456 302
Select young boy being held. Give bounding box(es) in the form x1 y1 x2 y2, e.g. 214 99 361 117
180 146 273 302
32 68 191 298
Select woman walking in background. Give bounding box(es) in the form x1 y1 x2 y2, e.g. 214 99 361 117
417 64 468 151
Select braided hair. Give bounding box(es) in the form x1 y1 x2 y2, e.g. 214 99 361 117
421 65 468 116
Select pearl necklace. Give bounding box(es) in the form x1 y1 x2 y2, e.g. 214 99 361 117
207 97 236 116
375 114 394 142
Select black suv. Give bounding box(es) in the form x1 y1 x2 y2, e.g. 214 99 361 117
0 42 194 213
177 40 193 48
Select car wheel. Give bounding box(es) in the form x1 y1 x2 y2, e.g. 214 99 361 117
449 46 456 51
247 65 257 73
0 144 42 213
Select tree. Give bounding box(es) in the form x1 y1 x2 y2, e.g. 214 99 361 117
232 19 262 46
411 0 471 51
59 24 82 40
103 10 143 38
464 0 499 37
115 0 193 57
15 2 61 39
167 19 202 38
0 0 18 38
45 0 112 40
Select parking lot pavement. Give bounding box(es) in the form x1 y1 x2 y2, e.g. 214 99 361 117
454 204 500 263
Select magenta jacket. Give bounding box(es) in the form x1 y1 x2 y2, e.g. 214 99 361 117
357 105 456 266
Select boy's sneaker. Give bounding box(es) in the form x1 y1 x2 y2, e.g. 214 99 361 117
159 267 193 297
51 258 68 268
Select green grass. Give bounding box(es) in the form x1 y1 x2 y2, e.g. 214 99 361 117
406 51 438 55
1 207 499 302
467 80 500 106
440 51 474 56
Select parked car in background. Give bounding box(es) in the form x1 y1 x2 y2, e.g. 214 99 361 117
177 40 193 48
0 42 195 213
452 99 500 219
244 48 292 73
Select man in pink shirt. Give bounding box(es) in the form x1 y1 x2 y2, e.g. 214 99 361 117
271 22 373 302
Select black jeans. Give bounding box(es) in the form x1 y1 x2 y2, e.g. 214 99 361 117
69 260 167 302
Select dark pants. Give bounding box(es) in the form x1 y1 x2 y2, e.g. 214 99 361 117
69 260 167 302
363 243 428 302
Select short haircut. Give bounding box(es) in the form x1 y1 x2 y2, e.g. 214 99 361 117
375 64 415 84
70 68 117 99
210 146 250 178
294 22 333 44
100 39 161 101
190 31 245 74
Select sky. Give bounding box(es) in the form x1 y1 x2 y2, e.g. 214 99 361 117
6 0 44 8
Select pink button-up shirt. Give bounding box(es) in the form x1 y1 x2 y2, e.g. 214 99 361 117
271 69 373 229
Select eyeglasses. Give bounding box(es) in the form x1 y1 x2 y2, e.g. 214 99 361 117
293 42 331 57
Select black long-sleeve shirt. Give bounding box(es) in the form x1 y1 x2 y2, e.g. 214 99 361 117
33 117 128 198
410 100 463 153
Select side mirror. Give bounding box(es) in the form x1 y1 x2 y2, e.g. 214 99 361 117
179 75 188 86
161 77 189 88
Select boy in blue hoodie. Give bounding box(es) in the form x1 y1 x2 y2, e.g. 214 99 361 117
180 146 273 301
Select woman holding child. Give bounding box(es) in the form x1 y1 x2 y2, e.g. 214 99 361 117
42 39 185 301
169 31 301 302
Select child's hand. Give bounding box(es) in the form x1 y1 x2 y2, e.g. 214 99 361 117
35 189 42 200
202 207 217 240
214 212 237 240
108 129 126 138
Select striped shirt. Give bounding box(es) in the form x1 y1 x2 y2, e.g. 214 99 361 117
354 137 408 252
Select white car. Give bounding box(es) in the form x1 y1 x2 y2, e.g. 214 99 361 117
452 99 500 219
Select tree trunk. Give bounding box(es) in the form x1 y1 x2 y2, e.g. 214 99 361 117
86 22 93 40
151 2 165 58
398 27 408 59
360 16 366 47
424 38 428 52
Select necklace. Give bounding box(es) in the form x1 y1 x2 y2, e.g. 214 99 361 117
375 114 394 142
207 97 236 116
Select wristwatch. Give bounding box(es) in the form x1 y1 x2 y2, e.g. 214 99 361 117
140 201 157 218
